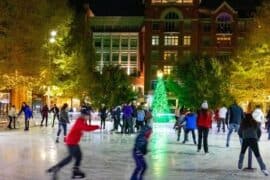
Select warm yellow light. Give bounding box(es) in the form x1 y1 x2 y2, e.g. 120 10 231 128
50 30 57 37
157 70 163 78
49 37 56 43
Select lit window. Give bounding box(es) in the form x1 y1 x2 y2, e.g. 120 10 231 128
183 35 191 46
152 0 193 4
164 51 178 61
216 36 231 46
164 66 173 75
152 36 159 46
164 35 179 46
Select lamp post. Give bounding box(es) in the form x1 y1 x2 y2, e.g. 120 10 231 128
47 30 57 108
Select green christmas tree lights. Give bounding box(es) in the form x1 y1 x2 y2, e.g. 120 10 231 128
152 73 171 122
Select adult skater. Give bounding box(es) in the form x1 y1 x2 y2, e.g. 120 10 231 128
99 104 107 129
131 125 152 180
197 101 212 154
174 107 186 142
226 101 244 147
47 108 100 179
18 102 32 131
218 105 227 133
40 104 49 127
7 105 17 129
50 104 59 128
238 114 269 176
56 103 70 143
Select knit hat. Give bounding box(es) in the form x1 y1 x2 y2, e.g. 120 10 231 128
201 100 208 109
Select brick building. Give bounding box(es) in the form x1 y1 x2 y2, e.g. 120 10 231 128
88 0 262 94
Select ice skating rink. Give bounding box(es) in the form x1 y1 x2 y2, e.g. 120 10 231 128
0 120 269 180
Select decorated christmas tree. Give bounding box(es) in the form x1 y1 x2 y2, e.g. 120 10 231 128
152 71 170 122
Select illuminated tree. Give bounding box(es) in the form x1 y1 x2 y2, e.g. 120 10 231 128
152 74 170 122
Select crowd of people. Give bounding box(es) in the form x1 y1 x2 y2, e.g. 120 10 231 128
3 100 270 179
174 100 270 176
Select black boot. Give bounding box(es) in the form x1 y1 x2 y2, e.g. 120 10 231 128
72 167 85 179
46 166 59 180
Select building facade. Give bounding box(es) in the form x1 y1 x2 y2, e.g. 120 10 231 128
88 0 262 94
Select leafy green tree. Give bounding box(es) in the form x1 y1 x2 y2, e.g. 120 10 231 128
230 2 270 102
90 65 136 108
172 56 233 109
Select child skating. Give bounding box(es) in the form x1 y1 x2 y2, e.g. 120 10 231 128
131 125 152 180
46 108 100 179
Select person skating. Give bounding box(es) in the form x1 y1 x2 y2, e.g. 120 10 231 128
182 109 197 145
197 101 212 153
123 102 133 134
40 104 49 127
131 125 152 180
237 113 269 176
50 104 59 128
226 101 244 147
18 102 33 131
174 107 186 142
56 103 70 143
136 105 145 132
46 108 100 179
99 104 107 129
218 105 227 133
7 105 17 129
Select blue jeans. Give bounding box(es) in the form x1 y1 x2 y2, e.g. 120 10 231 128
131 149 147 180
226 123 240 146
57 122 67 136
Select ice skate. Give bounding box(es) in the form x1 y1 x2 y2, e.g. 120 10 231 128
72 167 85 179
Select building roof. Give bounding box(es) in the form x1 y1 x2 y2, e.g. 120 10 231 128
89 0 144 16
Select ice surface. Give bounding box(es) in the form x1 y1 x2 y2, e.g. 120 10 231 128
0 118 269 180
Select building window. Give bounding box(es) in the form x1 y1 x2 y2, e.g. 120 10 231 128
203 23 211 33
112 53 119 62
216 12 233 34
130 55 137 62
217 36 231 46
183 35 191 46
96 53 101 61
202 36 211 47
121 38 128 48
130 39 137 48
94 38 102 48
152 36 159 46
112 38 120 48
103 53 110 63
164 51 178 61
103 38 110 48
164 66 173 75
152 22 160 31
183 21 192 32
121 54 128 63
151 50 160 61
164 35 179 46
164 12 179 32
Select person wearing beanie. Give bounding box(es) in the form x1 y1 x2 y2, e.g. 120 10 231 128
238 114 269 176
226 101 244 147
47 108 100 179
131 125 152 180
197 101 212 153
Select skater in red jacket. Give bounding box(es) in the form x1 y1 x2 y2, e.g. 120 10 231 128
47 108 100 179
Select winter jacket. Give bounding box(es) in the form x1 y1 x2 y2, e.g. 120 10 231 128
238 126 261 140
123 105 133 119
18 105 32 119
59 109 69 123
252 108 265 124
8 107 17 117
184 113 197 130
197 110 212 128
50 106 59 114
137 110 145 121
218 107 227 119
226 104 244 125
66 117 99 145
41 106 49 116
99 107 107 119
134 125 152 155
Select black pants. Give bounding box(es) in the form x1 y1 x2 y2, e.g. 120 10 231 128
241 139 261 157
184 129 196 144
8 116 16 128
57 122 67 137
24 118 30 130
136 121 144 132
41 115 48 126
55 145 82 168
101 117 106 129
198 127 209 153
217 118 226 132
52 113 59 127
123 118 132 134
177 126 183 141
